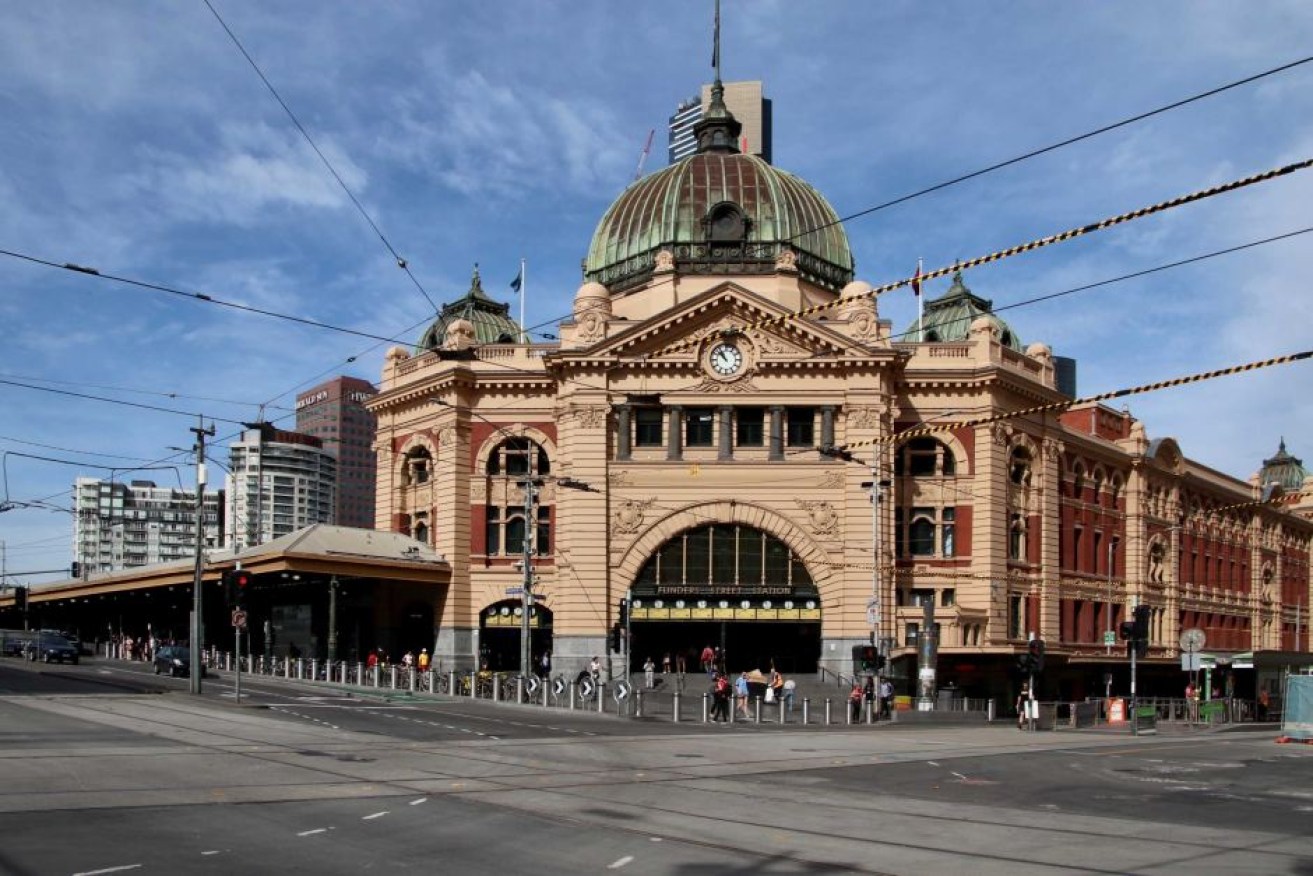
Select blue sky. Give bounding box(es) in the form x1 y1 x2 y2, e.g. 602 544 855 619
2 1 1311 584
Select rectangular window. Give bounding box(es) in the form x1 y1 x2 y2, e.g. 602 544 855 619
505 514 526 556
785 407 815 447
685 528 710 585
711 525 736 583
1093 531 1103 576
536 506 551 556
635 409 663 447
764 538 789 582
685 408 714 447
1009 594 1024 639
909 509 935 556
736 407 765 446
910 588 935 608
657 539 684 585
941 588 955 607
738 528 763 584
905 622 920 646
941 508 955 557
485 507 501 555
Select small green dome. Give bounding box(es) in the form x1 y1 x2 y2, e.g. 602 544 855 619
1259 439 1308 490
417 266 522 351
584 152 854 294
904 271 1022 352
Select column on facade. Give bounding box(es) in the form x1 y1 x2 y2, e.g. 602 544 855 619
666 406 683 461
820 405 835 451
717 406 733 461
431 408 473 670
975 423 1011 645
615 404 632 461
1038 438 1062 647
768 406 784 461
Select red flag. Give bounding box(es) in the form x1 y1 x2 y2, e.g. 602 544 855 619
912 263 922 297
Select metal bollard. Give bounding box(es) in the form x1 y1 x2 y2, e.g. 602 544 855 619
569 683 577 711
448 670 456 696
778 697 785 724
297 658 304 680
866 700 873 724
702 692 709 723
803 697 810 725
825 698 833 725
467 672 476 699
673 692 682 723
493 675 501 702
542 681 549 708
636 690 644 718
754 697 762 724
597 683 605 713
987 698 996 722
388 666 396 689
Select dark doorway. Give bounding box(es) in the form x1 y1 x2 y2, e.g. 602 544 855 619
628 621 819 674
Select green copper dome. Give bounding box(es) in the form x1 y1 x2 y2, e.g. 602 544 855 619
1259 439 1308 490
417 266 522 351
904 271 1022 352
584 152 854 293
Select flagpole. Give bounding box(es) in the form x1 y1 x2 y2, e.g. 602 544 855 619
519 257 526 344
917 257 925 343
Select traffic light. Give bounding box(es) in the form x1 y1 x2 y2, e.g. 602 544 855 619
1119 620 1136 641
617 598 628 627
1133 637 1148 659
14 586 27 612
1133 605 1151 641
1027 638 1045 674
70 562 81 579
859 645 879 671
608 623 623 654
224 569 252 606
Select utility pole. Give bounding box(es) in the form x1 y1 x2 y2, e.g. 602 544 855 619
520 471 537 687
328 576 339 665
189 416 215 696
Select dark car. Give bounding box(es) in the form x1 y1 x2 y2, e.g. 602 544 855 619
153 645 205 678
25 633 79 664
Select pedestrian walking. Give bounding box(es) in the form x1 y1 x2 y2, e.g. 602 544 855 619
662 652 671 676
711 672 731 722
849 682 864 723
417 648 430 672
782 677 796 713
879 678 894 718
643 656 656 688
700 644 715 676
735 672 751 718
1016 684 1030 729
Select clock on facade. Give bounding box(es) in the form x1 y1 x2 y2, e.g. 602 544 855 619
709 341 744 376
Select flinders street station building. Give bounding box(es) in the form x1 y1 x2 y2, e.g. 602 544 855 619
368 79 1312 702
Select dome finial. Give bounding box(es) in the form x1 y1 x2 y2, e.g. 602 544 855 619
694 0 741 154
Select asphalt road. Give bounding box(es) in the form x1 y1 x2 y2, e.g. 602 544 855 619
0 657 1310 875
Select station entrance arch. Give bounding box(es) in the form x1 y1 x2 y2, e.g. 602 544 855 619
626 522 821 674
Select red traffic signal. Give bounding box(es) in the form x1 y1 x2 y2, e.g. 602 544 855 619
1027 638 1045 674
224 569 253 605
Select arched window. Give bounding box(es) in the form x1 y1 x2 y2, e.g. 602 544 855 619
486 438 550 477
402 446 432 486
633 524 814 593
897 507 956 558
413 520 429 545
1010 447 1033 487
483 438 552 558
1071 462 1085 498
895 437 956 477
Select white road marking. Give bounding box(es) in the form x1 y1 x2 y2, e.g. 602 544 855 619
607 856 634 869
951 771 968 781
363 811 389 821
927 761 940 767
410 798 427 806
73 866 141 876
297 828 328 837
200 850 221 856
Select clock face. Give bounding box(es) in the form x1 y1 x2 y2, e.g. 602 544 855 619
709 342 744 376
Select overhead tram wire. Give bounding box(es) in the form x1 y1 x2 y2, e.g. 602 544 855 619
646 156 1313 360
201 0 438 315
822 349 1313 454
0 372 290 413
883 225 1313 344
511 56 1313 343
0 249 416 347
0 377 247 426
798 54 1313 240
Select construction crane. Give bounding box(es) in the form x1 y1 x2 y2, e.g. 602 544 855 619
633 129 655 181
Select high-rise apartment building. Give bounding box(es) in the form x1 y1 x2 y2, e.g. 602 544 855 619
73 477 224 574
295 376 378 529
667 80 771 164
225 424 336 551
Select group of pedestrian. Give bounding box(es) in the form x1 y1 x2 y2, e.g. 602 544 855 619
849 676 894 722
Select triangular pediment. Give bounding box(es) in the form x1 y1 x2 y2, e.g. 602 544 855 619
566 282 873 365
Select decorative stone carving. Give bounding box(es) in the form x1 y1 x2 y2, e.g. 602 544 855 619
850 309 879 341
1043 438 1064 462
819 470 844 489
577 311 606 343
443 319 476 351
655 248 676 272
613 498 656 534
848 407 879 430
574 406 608 429
691 376 761 393
991 421 1014 447
775 246 798 272
751 331 790 355
796 499 839 536
609 470 632 487
470 481 487 502
437 426 456 448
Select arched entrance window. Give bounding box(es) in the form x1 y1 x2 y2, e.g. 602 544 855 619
479 599 552 672
483 438 552 557
629 523 820 673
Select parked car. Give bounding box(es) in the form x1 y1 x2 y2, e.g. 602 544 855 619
25 633 79 664
153 645 205 678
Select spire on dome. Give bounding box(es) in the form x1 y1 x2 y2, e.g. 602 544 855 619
694 0 742 155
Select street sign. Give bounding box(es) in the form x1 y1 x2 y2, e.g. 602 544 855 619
613 680 631 702
1103 630 1116 646
525 676 540 694
551 676 566 696
505 587 523 596
231 609 247 629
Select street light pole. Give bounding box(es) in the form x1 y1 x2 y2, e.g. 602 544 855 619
189 416 215 696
